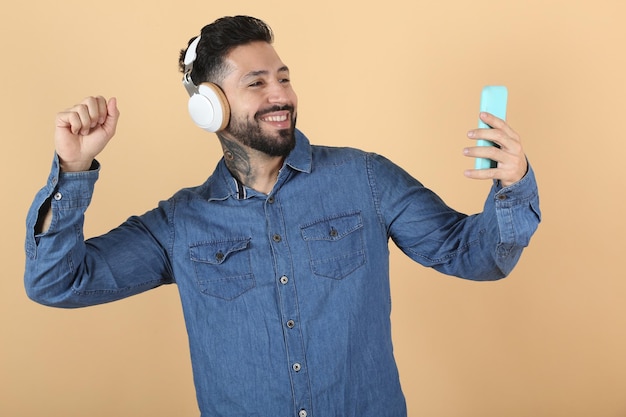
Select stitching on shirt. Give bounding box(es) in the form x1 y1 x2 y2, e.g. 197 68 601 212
71 278 167 296
404 228 486 264
364 153 387 230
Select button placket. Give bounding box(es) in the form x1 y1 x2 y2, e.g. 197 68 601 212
264 192 312 414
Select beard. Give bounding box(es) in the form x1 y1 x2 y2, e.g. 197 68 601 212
225 105 297 157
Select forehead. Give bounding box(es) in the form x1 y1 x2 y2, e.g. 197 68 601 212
222 41 288 81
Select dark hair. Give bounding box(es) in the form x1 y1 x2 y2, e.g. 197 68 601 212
178 15 274 85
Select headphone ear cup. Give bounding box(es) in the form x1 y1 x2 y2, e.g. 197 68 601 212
188 83 230 132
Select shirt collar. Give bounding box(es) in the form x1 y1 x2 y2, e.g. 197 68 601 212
207 129 312 201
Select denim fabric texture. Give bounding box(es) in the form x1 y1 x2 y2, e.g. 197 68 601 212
24 129 541 417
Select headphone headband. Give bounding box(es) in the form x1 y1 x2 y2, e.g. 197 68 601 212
184 36 201 68
182 36 201 97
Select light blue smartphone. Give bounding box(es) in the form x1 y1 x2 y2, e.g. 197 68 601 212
475 85 508 169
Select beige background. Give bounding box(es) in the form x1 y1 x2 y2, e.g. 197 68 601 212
1 0 625 416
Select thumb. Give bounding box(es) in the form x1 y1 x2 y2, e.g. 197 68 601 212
102 97 120 136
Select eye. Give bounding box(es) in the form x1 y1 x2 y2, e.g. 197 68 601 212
279 77 291 84
248 80 264 88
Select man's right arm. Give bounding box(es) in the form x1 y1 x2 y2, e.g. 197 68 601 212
34 96 120 235
24 153 174 307
25 154 102 306
24 97 174 307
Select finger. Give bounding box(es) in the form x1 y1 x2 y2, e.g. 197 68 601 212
82 96 106 129
480 112 520 142
479 111 504 127
59 101 94 136
468 129 505 149
70 96 106 135
463 143 528 186
472 127 523 159
95 95 108 125
56 107 87 136
469 112 517 136
463 144 501 161
468 126 520 153
464 167 498 181
74 103 93 136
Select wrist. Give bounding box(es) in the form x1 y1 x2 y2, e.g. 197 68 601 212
59 159 95 172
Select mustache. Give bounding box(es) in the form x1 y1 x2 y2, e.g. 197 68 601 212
255 105 295 118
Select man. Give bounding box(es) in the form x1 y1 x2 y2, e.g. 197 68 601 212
25 15 540 417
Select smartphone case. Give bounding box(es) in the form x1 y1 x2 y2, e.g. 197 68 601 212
475 85 508 169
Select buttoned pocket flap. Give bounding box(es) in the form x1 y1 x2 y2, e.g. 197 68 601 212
190 238 250 265
190 238 255 300
301 211 363 242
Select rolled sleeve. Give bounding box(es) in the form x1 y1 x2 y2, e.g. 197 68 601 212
25 154 100 260
492 164 541 253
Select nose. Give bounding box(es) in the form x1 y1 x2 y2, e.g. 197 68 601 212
267 80 291 105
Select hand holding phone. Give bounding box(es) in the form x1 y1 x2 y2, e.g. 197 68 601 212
474 86 508 169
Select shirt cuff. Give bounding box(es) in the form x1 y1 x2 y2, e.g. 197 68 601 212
493 162 539 206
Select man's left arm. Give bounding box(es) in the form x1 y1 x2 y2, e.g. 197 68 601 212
479 161 541 277
371 112 540 280
465 111 542 275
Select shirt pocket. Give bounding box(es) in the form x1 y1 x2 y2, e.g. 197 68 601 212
189 238 255 300
301 211 366 280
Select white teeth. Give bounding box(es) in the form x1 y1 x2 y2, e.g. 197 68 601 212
263 115 288 122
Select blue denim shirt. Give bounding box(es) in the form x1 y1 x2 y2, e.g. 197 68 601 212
25 129 540 417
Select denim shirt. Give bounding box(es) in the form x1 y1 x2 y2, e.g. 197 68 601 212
25 129 540 417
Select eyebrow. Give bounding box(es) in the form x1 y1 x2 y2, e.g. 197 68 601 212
241 66 290 83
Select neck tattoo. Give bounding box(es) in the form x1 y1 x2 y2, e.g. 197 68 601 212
218 134 254 185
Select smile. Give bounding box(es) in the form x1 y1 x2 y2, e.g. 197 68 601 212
256 106 294 125
261 114 289 122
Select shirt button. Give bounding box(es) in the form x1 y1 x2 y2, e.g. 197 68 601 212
215 252 225 262
292 363 301 372
496 194 508 201
267 196 275 204
329 227 338 237
53 192 63 201
272 234 282 242
279 276 289 285
286 320 295 329
299 410 308 417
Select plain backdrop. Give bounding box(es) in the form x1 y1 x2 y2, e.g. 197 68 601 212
2 1 625 416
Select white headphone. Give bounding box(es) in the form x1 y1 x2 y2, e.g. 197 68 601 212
182 36 230 132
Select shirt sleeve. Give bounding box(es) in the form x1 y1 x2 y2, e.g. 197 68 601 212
368 153 541 281
24 154 174 308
